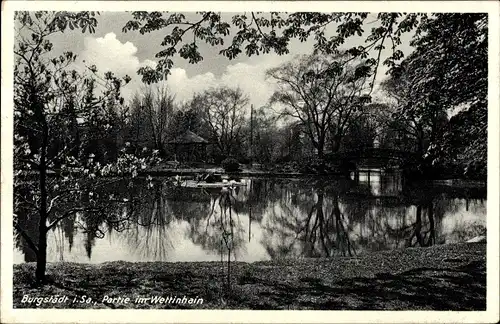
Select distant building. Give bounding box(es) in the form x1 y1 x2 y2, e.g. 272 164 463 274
167 130 209 162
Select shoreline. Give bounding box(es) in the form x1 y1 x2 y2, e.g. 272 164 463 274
13 243 486 310
21 166 488 187
144 168 488 186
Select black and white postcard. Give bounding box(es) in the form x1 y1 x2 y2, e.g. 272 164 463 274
1 1 499 323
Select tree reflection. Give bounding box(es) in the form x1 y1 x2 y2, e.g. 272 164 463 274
380 192 457 248
262 180 359 258
260 174 471 259
403 202 437 247
185 185 249 288
14 175 487 263
119 181 175 261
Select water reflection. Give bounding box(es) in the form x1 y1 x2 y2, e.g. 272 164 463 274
14 172 487 263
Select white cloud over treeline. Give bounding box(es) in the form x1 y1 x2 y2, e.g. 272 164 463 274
78 32 288 111
77 31 407 113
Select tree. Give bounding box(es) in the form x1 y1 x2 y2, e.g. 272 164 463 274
118 11 442 161
267 53 372 159
122 12 423 85
440 102 487 179
14 11 159 283
341 109 378 152
407 13 487 110
189 86 249 158
126 86 176 156
384 13 487 177
381 64 448 157
171 105 204 137
246 106 279 164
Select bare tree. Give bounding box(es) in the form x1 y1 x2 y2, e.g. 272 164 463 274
191 86 249 157
128 85 175 156
266 53 372 158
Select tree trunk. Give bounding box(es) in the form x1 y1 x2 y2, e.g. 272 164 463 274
317 147 324 159
35 226 47 282
317 132 327 159
331 134 342 153
415 205 423 246
35 98 49 283
427 201 435 246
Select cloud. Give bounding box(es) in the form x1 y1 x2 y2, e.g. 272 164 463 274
76 25 414 113
78 32 292 111
165 68 218 104
219 57 282 109
78 32 157 100
165 55 286 110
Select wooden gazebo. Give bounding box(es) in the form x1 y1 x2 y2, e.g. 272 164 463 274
168 130 209 162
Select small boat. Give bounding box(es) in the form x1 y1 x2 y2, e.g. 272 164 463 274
177 179 246 188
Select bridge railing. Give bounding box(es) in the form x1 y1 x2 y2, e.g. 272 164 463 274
325 148 419 162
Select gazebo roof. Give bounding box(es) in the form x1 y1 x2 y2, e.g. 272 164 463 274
169 130 208 144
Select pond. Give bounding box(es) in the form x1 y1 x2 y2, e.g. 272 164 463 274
14 171 487 263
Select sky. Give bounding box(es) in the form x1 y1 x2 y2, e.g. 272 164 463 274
45 12 416 111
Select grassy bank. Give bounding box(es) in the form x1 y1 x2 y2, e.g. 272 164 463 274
13 243 485 310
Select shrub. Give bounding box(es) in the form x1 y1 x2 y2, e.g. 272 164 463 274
238 156 251 165
222 158 240 172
